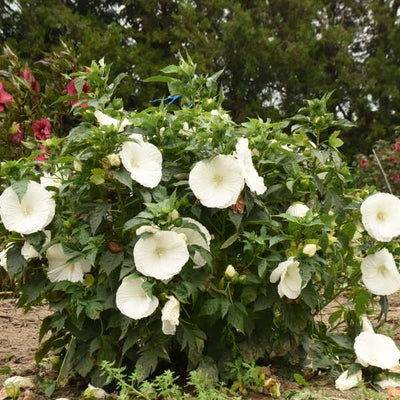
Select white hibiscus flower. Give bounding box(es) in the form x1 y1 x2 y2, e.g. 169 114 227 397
286 203 309 218
335 369 362 391
361 248 400 296
270 257 302 299
360 193 400 242
116 275 159 319
120 134 162 188
21 230 51 260
94 110 131 132
354 330 400 369
46 244 91 283
0 181 56 235
234 138 266 195
161 295 180 335
134 230 189 280
189 155 244 208
173 218 211 268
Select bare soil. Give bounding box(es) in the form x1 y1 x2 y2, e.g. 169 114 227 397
1 295 400 399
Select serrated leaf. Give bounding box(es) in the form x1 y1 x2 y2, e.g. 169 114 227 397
11 180 29 202
75 354 93 377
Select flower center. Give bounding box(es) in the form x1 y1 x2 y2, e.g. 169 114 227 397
378 264 387 276
213 175 223 187
155 248 165 258
131 159 139 168
22 205 32 215
377 211 386 221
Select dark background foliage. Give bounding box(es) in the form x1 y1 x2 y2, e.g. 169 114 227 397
2 0 400 156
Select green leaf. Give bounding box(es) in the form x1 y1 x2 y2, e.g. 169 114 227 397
123 217 150 231
220 233 239 249
89 203 111 234
11 180 29 202
6 245 25 280
328 131 344 148
228 209 243 230
0 366 11 374
227 303 247 333
75 354 93 377
99 250 124 275
257 259 268 278
293 373 312 390
114 168 132 189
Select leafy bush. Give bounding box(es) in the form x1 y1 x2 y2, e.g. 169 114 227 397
0 56 384 386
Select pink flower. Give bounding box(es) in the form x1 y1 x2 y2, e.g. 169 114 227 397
35 145 50 168
392 173 400 183
388 157 396 165
32 118 51 141
359 159 369 168
0 82 14 112
12 122 24 145
67 78 91 108
395 141 400 152
23 70 40 92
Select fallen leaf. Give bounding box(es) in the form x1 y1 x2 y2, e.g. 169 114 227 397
107 240 124 253
231 193 245 214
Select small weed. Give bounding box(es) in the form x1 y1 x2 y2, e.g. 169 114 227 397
225 358 264 395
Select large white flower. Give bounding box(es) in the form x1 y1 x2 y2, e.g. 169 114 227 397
234 138 266 195
120 134 162 188
0 244 12 271
173 218 211 268
161 295 180 335
21 230 51 260
335 369 362 391
361 193 400 242
0 181 56 235
116 275 159 319
361 248 400 295
94 110 131 132
134 230 189 280
354 331 400 369
46 244 91 283
270 257 302 299
189 155 244 208
286 203 309 218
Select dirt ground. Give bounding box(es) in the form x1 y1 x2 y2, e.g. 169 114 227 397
1 295 400 400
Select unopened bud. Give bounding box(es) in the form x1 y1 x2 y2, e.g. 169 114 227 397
302 243 317 257
171 209 180 221
74 160 82 172
225 264 236 278
106 153 121 167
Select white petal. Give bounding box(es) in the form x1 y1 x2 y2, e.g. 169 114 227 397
361 248 400 295
354 331 400 369
286 203 309 218
46 244 91 283
335 370 362 391
134 230 189 280
235 138 266 195
116 275 159 319
40 172 62 189
174 218 211 268
189 155 244 208
94 110 119 128
21 230 51 260
376 378 400 389
0 181 56 235
120 138 162 188
361 316 375 333
361 193 400 242
161 295 180 335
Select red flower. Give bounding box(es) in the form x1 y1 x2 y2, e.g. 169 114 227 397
395 141 400 152
35 144 50 168
389 157 396 165
12 122 24 145
32 118 51 140
0 82 14 111
392 173 400 183
23 70 40 92
67 78 91 108
359 159 369 168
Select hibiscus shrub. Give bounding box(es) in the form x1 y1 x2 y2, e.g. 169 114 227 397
0 57 396 386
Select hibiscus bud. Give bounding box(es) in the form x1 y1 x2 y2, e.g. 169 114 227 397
206 98 214 104
302 243 317 257
225 264 236 278
286 203 309 218
171 209 180 221
74 160 82 172
106 153 121 167
83 384 108 400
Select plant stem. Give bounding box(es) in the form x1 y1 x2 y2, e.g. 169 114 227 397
372 148 393 194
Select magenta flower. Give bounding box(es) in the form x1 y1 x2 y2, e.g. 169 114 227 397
359 159 369 168
392 173 400 183
23 70 40 92
0 82 14 112
32 118 51 140
67 78 91 108
395 141 400 152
